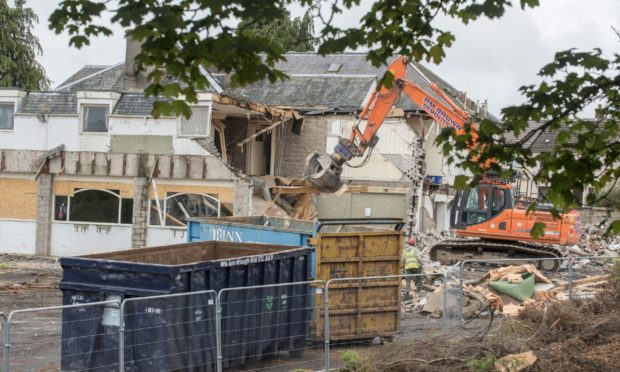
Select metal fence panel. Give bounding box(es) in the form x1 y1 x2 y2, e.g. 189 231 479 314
324 273 446 370
4 300 119 372
217 281 325 372
1 312 6 372
452 256 617 336
119 290 218 372
568 256 617 302
444 264 463 330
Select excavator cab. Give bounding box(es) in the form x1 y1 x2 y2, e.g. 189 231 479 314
450 183 513 230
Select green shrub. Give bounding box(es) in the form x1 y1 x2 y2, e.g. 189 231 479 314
465 353 496 372
340 350 361 371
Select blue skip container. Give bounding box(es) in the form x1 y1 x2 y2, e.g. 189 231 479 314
188 216 317 277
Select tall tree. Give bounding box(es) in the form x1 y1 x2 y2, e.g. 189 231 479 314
49 0 620 229
0 0 49 90
239 9 315 52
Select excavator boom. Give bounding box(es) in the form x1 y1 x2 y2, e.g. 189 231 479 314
303 55 581 269
304 56 473 191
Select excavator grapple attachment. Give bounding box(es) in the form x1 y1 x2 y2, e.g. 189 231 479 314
303 151 344 192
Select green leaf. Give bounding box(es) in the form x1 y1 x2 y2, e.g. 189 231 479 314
454 175 469 190
531 222 546 239
606 220 620 237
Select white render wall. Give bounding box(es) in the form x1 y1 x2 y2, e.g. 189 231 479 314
326 118 417 181
0 219 36 255
145 227 187 247
0 115 209 155
0 221 189 256
50 222 133 256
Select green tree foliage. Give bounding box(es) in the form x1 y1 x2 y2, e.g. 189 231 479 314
0 0 49 90
238 9 315 52
49 0 620 225
49 0 539 117
438 43 620 233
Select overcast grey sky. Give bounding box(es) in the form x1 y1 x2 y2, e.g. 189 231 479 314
27 0 619 117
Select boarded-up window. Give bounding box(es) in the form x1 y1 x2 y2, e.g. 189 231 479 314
82 105 109 132
0 103 14 130
180 106 210 137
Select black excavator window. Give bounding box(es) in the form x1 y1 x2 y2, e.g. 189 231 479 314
462 186 491 225
491 188 505 213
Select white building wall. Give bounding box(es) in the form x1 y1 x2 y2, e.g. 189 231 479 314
50 222 132 256
325 118 417 181
146 227 187 247
1 114 210 155
0 219 36 255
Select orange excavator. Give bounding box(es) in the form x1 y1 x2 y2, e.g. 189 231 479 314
303 56 581 270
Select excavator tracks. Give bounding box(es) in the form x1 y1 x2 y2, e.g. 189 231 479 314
429 238 563 271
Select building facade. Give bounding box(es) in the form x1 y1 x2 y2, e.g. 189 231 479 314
0 46 489 255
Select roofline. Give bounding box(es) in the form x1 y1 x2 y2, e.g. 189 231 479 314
211 73 377 79
54 62 124 91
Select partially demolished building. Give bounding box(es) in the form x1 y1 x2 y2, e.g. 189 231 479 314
0 41 488 256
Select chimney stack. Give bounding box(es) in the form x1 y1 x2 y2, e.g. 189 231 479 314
124 31 150 92
594 104 604 120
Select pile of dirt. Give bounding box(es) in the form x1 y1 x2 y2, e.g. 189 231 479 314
356 280 620 372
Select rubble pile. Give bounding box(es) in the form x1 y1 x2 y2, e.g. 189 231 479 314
570 223 620 258
410 229 455 267
403 263 612 319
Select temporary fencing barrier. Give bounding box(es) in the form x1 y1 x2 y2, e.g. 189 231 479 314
443 264 463 331
453 255 617 331
2 300 120 372
119 290 218 372
2 256 617 372
217 280 324 372
323 273 447 371
0 312 5 372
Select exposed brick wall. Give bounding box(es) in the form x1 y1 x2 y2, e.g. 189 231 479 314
131 177 148 248
35 174 53 256
274 117 329 177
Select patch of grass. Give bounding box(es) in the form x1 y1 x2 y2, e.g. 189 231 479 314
0 263 10 270
465 353 496 372
340 350 361 371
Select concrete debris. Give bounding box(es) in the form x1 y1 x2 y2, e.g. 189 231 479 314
411 229 455 267
574 223 620 256
494 351 537 372
566 245 587 256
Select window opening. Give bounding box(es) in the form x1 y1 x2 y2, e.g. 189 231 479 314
0 103 15 130
149 192 230 227
491 188 506 215
180 106 210 137
462 186 491 225
54 189 132 224
54 195 69 221
82 105 109 132
212 120 227 162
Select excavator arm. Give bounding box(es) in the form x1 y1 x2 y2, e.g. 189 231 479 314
304 56 475 192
